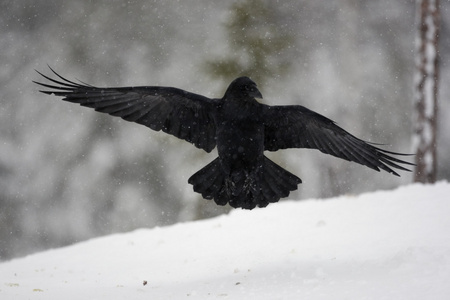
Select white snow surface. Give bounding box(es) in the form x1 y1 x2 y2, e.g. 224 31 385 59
1 182 449 300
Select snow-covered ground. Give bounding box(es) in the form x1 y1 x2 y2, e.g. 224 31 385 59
1 182 449 299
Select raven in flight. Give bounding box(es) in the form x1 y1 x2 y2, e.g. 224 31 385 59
34 68 413 209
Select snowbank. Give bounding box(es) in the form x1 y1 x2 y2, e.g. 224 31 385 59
1 182 449 299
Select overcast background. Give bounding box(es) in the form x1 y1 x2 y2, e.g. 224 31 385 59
1 0 449 261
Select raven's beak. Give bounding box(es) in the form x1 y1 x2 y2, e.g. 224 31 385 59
251 88 263 99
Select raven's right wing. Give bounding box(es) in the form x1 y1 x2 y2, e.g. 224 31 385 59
263 104 414 176
34 68 218 152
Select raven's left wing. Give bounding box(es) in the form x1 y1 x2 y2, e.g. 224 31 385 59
34 68 218 152
262 104 413 176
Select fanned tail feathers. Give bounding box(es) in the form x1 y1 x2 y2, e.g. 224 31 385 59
188 156 301 209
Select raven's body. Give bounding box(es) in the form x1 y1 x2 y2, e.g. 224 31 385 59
216 95 264 173
190 86 301 209
35 69 413 209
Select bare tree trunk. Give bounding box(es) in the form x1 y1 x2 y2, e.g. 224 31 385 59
413 0 440 183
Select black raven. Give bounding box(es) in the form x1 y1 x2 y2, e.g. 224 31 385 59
34 68 413 209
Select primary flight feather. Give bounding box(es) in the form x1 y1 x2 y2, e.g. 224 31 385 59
34 68 413 209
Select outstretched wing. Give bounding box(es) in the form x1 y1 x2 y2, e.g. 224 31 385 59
263 105 413 176
34 68 218 152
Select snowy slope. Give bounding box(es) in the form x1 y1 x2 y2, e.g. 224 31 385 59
1 182 449 300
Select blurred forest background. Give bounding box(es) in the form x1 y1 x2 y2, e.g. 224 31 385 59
1 0 449 261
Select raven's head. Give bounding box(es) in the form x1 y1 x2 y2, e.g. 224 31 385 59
224 77 263 100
